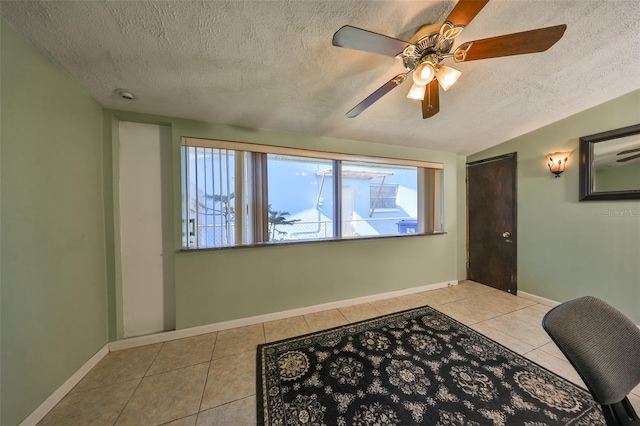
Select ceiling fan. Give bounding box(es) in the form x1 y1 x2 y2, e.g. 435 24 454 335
332 0 566 119
616 148 640 163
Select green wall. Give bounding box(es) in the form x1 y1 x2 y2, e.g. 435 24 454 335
1 20 108 425
102 110 462 332
467 90 640 323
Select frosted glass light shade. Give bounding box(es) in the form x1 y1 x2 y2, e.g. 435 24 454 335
547 151 571 177
413 63 436 85
406 83 426 100
436 65 462 91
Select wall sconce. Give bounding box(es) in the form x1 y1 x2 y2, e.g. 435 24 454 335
548 152 570 178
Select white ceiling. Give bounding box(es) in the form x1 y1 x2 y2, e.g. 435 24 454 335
2 0 639 155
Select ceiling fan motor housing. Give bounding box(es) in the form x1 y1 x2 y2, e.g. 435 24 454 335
403 23 453 72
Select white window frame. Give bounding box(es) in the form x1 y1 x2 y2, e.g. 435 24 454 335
182 137 444 249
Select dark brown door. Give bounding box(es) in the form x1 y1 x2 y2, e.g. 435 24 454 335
467 153 517 294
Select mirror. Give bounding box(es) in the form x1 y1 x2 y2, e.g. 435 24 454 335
579 124 640 201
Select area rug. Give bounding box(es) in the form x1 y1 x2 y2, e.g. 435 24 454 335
257 306 605 425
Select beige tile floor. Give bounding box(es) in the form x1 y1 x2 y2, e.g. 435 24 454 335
39 280 640 425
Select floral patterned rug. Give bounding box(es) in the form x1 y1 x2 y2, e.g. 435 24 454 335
257 306 606 425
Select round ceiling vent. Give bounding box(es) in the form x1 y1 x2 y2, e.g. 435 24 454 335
113 88 135 100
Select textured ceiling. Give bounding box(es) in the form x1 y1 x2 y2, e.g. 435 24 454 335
1 0 639 154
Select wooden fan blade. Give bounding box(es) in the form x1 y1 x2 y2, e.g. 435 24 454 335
346 74 406 118
422 79 440 119
617 147 640 155
617 153 640 163
461 24 567 61
333 25 410 57
444 0 489 27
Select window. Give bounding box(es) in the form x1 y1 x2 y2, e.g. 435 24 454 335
370 184 398 209
267 154 334 242
184 147 246 248
182 138 443 249
341 162 417 237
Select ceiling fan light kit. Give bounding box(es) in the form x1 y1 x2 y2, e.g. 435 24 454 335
332 0 566 119
413 62 437 85
407 63 462 100
436 65 462 91
407 83 427 100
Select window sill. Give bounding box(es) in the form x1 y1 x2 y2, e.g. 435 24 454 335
179 231 447 252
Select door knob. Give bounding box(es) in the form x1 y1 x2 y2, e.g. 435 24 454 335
502 231 511 238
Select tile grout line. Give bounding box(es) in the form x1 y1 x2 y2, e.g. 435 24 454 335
196 347 258 417
158 414 196 426
201 394 257 412
143 344 165 377
118 360 216 423
370 302 385 315
194 360 213 423
337 308 350 324
301 313 312 332
467 309 545 355
196 333 219 415
112 343 166 425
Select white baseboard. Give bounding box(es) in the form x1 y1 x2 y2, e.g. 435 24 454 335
109 279 458 352
517 291 560 307
19 344 109 426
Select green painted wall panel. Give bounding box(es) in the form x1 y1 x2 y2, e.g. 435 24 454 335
467 90 640 323
175 233 457 328
1 20 107 425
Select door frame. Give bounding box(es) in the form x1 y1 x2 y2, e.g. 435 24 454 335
466 152 518 293
115 121 176 339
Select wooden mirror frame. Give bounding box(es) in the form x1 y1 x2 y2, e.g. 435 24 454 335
579 123 640 201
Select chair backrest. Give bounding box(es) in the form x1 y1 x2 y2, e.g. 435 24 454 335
542 296 640 405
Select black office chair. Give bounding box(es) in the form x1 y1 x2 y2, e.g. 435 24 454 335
542 296 640 426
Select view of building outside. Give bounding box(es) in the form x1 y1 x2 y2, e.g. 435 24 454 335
340 161 417 238
267 155 334 241
185 148 418 248
186 146 238 248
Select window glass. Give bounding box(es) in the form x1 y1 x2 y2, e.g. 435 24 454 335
185 147 239 248
342 162 418 237
370 184 398 209
267 154 334 242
